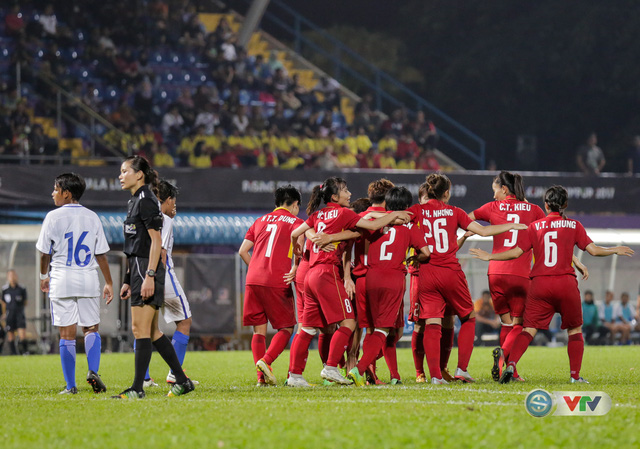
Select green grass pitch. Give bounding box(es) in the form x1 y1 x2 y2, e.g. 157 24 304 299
1 346 638 449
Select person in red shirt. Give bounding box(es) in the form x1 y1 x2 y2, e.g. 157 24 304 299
238 185 305 386
348 187 431 386
408 174 527 384
471 185 633 383
286 177 411 387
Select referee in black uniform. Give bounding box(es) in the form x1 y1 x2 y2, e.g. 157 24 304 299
113 156 194 399
1 269 28 355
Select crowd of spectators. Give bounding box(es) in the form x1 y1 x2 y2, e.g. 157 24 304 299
582 290 640 345
0 0 443 170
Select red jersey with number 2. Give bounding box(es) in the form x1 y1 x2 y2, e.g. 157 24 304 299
306 202 361 268
351 206 386 277
244 208 304 287
408 200 473 271
518 212 593 278
473 196 546 278
366 222 427 272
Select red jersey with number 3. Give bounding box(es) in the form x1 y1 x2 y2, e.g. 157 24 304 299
366 222 427 272
244 208 304 286
517 212 593 278
408 200 473 271
306 202 361 268
473 196 545 278
352 206 386 277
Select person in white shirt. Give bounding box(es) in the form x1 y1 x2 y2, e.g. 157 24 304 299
36 173 114 395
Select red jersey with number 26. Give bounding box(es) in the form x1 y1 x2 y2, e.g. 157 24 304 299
408 200 473 271
306 202 361 268
366 222 427 272
473 196 545 278
244 208 304 287
518 212 593 278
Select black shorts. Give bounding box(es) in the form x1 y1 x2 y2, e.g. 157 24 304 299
6 311 26 331
128 256 165 308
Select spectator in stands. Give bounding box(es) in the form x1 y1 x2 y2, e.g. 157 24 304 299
98 27 117 53
153 143 174 168
161 105 185 146
9 99 30 138
627 135 640 175
288 73 313 108
582 290 609 345
28 124 47 162
474 290 501 341
617 292 634 344
336 143 357 168
115 49 141 86
188 141 212 168
194 102 219 136
356 126 373 154
397 155 416 170
313 76 340 111
413 111 439 149
232 105 250 134
378 132 397 155
257 143 279 168
416 148 440 171
359 147 381 169
577 132 605 176
379 147 397 169
380 109 404 137
249 104 268 133
397 130 420 160
211 142 241 168
5 4 25 37
180 13 206 50
314 146 340 170
38 4 59 38
600 290 628 345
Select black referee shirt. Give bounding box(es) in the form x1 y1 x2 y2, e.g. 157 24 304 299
123 185 163 258
2 283 27 313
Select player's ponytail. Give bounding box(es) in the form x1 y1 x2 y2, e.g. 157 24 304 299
494 171 525 201
544 185 568 218
125 156 157 187
306 176 346 215
425 173 451 200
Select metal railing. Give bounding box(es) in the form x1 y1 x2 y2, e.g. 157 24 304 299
236 0 486 169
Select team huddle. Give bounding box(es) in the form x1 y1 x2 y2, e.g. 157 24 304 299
240 172 634 387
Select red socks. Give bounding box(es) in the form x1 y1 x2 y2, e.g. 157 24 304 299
500 325 511 347
356 331 386 375
411 331 425 376
251 334 266 381
423 324 442 379
318 332 331 365
383 332 401 380
290 330 314 375
507 331 534 366
502 324 522 360
568 333 584 380
288 333 298 372
263 329 292 366
457 318 475 371
440 327 454 371
327 327 352 367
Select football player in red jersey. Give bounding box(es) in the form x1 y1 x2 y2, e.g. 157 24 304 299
239 185 305 386
348 187 431 386
286 177 411 386
408 174 527 384
471 185 633 383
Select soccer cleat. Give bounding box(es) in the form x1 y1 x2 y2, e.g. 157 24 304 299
167 378 195 397
499 364 515 384
59 386 78 395
390 378 403 385
256 379 268 387
256 359 277 386
442 367 455 383
570 376 590 384
286 373 311 387
321 366 352 385
415 373 427 383
347 367 366 387
166 372 200 385
454 368 476 383
431 377 448 385
86 370 107 393
365 364 384 385
143 378 158 388
322 379 336 386
491 347 504 382
511 375 526 382
111 388 145 399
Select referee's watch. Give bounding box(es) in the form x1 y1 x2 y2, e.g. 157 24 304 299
146 269 156 277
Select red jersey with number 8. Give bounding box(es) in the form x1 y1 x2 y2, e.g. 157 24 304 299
517 212 593 278
244 208 304 286
306 202 361 268
473 196 545 278
408 200 473 271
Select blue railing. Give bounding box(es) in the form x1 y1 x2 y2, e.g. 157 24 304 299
237 0 486 169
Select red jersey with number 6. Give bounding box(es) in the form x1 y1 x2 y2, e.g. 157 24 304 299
517 212 593 278
473 196 545 278
244 208 304 287
408 200 473 271
306 202 361 268
366 222 428 272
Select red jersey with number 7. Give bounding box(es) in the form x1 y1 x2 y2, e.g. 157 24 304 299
306 202 361 268
244 208 304 287
517 212 593 278
473 196 545 278
366 222 428 272
408 199 473 271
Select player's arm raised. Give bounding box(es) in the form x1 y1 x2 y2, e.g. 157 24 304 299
585 243 634 258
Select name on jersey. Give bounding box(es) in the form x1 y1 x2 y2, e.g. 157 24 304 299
499 203 531 211
534 220 576 230
261 214 297 225
422 209 453 218
125 224 137 234
317 209 339 221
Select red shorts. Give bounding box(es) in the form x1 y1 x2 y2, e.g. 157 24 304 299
243 284 296 329
408 273 419 322
418 265 473 319
366 269 405 328
524 275 582 330
489 274 529 317
354 275 372 329
294 259 310 324
303 264 355 328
